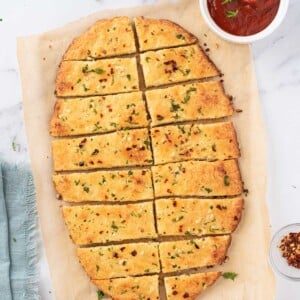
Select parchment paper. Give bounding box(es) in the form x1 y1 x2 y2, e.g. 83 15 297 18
17 0 276 299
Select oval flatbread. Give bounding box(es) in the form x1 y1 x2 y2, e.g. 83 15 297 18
51 16 244 299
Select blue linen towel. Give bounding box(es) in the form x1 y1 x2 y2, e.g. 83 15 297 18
0 161 38 300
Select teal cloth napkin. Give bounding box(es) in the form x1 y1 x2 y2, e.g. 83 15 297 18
0 161 38 300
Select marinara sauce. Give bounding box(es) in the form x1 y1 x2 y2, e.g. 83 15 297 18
207 0 280 36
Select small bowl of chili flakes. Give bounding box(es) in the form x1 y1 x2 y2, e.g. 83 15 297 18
269 223 300 280
199 0 289 44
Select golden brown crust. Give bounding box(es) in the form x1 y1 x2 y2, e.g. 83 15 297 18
156 197 244 236
52 129 153 171
55 58 139 97
159 236 231 273
92 275 159 300
151 122 240 164
63 17 136 60
77 242 160 279
53 169 153 202
50 92 149 136
146 81 234 126
62 202 157 245
164 272 221 300
140 45 220 88
134 17 197 51
152 159 243 198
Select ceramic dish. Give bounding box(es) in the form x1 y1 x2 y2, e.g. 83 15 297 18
269 223 300 281
199 0 289 44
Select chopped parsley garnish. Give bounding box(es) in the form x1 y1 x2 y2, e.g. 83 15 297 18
179 68 191 76
93 124 101 132
82 84 89 92
82 64 105 74
205 187 212 193
224 175 230 186
182 87 197 104
83 186 90 193
126 74 131 81
172 215 184 222
93 68 105 74
176 34 185 40
226 10 239 18
82 64 89 73
111 221 119 232
222 272 238 280
143 140 151 149
97 290 105 300
91 149 99 156
170 100 181 112
145 57 151 62
128 170 133 175
222 0 236 4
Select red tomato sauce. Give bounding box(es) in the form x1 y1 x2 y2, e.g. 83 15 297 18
207 0 280 36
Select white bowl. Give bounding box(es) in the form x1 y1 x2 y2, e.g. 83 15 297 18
199 0 289 44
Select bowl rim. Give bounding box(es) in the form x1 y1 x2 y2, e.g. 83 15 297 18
199 0 289 44
269 223 300 281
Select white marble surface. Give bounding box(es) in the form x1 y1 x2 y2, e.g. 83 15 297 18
0 0 299 299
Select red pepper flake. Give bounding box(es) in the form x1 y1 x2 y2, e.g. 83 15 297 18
79 138 87 148
164 60 178 74
279 232 300 269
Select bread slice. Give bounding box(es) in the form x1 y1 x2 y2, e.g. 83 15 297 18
134 17 197 51
92 275 159 300
77 242 160 279
146 81 234 126
151 122 240 164
62 202 157 245
53 169 153 202
55 58 139 97
50 92 148 136
156 197 243 236
140 45 219 88
52 128 153 171
164 272 221 300
63 17 136 60
159 236 231 273
152 160 243 197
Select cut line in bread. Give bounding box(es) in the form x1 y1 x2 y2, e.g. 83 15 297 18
53 169 153 203
62 202 157 245
164 271 221 300
52 128 153 171
140 45 220 88
134 17 197 51
152 159 243 198
151 122 240 164
92 275 159 300
156 197 243 237
50 92 148 136
146 81 234 126
55 58 139 97
159 235 231 273
63 17 136 60
77 242 160 279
